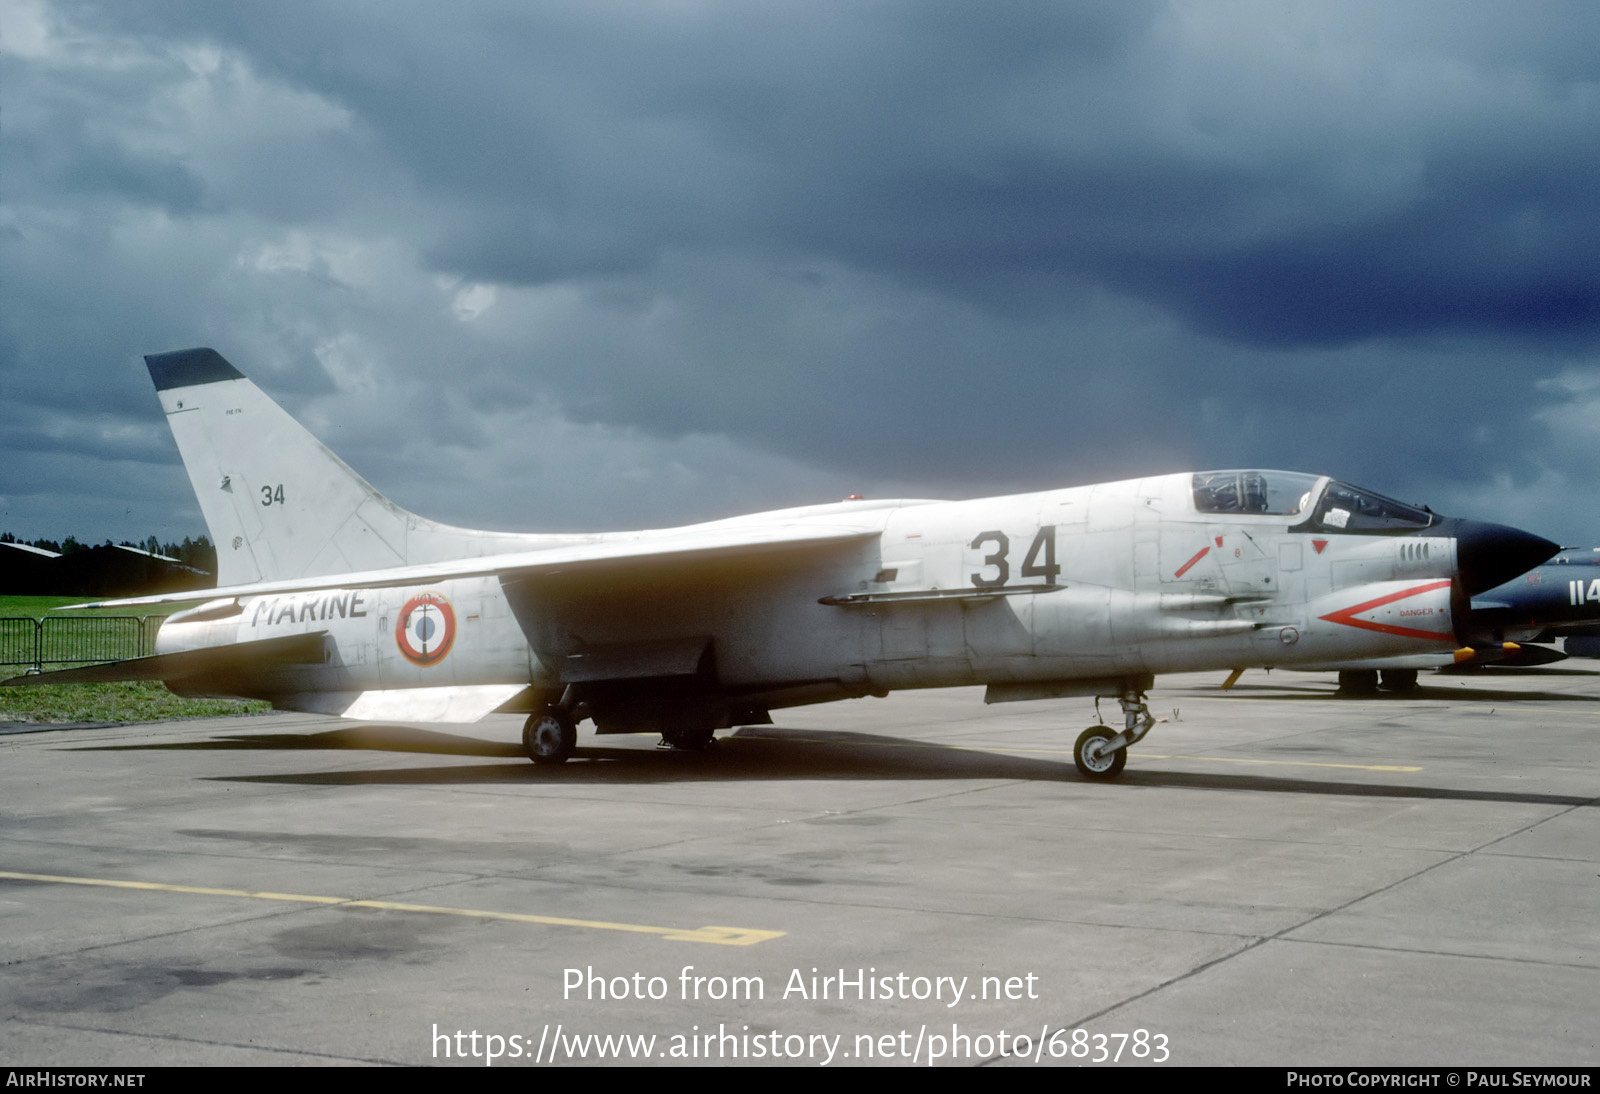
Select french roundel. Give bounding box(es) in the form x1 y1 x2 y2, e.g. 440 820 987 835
395 592 456 667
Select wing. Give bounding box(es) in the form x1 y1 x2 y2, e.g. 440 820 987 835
61 521 883 610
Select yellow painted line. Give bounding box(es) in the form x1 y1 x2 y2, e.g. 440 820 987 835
738 735 1420 772
1135 754 1422 772
0 871 784 946
747 734 1071 755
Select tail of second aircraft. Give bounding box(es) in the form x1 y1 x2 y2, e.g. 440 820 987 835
146 348 538 586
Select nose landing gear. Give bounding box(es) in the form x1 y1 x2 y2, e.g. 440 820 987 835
1073 687 1156 780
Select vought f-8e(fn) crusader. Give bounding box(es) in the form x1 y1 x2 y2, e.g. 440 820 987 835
5 349 1558 779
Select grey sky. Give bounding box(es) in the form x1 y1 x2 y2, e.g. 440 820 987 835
3 0 1597 549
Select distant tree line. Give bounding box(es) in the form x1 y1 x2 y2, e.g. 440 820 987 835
1 532 216 573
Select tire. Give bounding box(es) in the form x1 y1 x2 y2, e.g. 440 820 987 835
523 708 576 764
1337 669 1380 696
1074 727 1127 780
1379 669 1418 692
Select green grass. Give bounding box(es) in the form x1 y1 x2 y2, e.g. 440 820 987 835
0 595 269 724
0 595 94 615
0 681 270 724
0 594 183 618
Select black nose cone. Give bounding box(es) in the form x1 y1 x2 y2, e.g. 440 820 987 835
1439 518 1560 596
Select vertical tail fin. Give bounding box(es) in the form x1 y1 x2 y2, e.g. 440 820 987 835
146 348 519 586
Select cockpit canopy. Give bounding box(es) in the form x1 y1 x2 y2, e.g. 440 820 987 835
1312 480 1434 531
1191 470 1320 516
1192 470 1435 532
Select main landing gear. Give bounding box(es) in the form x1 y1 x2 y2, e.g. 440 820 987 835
523 706 576 765
1073 686 1157 781
1337 668 1418 696
1380 669 1418 692
521 705 719 763
658 722 716 751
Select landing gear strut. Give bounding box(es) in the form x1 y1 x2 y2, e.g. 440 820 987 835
523 706 577 765
1074 687 1156 781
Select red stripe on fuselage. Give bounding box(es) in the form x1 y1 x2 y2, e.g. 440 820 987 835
1318 579 1453 641
1173 546 1210 578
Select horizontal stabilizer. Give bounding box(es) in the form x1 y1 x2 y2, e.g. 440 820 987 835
1 632 327 687
283 684 530 723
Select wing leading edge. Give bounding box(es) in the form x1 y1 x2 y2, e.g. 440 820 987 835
63 522 884 610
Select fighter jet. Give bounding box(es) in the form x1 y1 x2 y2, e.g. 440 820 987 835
3 349 1559 779
1465 547 1600 652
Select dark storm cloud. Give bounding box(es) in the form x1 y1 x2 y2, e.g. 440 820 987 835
93 0 1599 347
5 1 1600 545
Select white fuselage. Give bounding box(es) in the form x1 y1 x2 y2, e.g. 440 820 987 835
156 472 1459 719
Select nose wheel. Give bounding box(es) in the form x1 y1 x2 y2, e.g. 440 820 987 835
1072 686 1155 780
523 707 577 764
1074 727 1127 779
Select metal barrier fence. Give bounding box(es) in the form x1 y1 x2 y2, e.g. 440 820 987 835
0 617 162 674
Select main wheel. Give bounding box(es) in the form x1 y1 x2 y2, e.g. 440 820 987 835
1379 669 1418 692
1337 669 1381 696
523 708 576 765
1074 727 1127 780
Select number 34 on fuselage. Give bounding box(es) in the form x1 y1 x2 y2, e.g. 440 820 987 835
7 350 1558 782
823 468 1549 686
